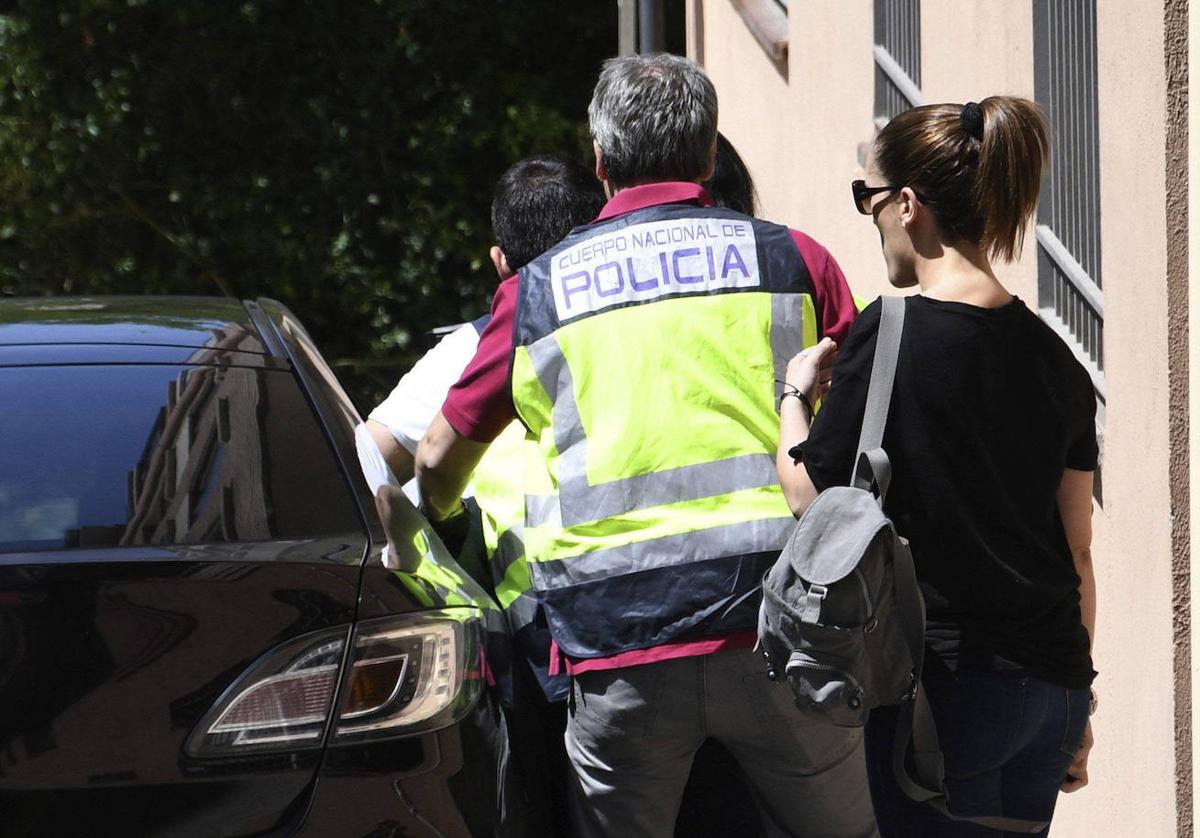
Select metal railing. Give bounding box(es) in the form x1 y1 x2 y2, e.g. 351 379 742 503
1035 226 1105 399
874 0 922 127
1033 0 1104 402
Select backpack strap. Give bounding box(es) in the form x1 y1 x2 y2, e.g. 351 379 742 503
853 296 905 501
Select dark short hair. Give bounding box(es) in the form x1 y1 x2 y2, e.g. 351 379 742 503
588 54 718 187
704 132 758 216
491 156 605 271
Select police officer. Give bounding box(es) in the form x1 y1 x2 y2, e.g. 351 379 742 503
364 156 604 836
417 55 874 838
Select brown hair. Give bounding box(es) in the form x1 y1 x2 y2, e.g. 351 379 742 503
873 96 1049 262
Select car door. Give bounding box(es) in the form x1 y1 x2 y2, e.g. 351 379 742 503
0 342 370 837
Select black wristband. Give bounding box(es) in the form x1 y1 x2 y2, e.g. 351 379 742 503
779 389 815 423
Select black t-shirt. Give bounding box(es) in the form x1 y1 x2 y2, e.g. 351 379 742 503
803 295 1098 688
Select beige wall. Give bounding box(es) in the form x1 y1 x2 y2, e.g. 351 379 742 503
699 0 881 298
1052 2 1175 829
693 1 1181 834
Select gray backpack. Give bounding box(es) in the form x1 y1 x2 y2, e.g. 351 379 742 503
758 295 921 727
758 297 1049 834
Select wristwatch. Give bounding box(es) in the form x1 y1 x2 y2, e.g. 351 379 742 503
1088 687 1098 717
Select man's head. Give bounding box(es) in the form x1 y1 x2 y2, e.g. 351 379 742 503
588 54 718 190
490 155 605 277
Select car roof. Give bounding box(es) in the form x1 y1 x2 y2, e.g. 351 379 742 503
0 296 261 349
0 295 296 367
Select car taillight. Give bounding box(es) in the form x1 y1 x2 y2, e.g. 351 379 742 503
333 610 484 739
185 609 484 757
185 629 349 757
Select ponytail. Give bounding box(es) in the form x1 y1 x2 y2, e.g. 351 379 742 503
873 95 1049 262
973 96 1049 262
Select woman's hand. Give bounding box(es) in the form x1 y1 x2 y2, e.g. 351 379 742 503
777 337 837 519
1061 720 1093 792
785 337 838 403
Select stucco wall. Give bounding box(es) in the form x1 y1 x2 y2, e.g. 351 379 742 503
1048 3 1176 835
693 1 1180 834
697 0 882 300
697 1 1039 303
1165 0 1190 832
1191 0 1200 829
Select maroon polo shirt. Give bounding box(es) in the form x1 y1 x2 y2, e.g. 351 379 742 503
441 181 859 674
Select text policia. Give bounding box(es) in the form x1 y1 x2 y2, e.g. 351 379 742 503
551 217 761 319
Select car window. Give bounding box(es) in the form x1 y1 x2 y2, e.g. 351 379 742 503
0 364 362 551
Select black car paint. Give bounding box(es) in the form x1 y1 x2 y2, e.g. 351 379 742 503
0 297 503 837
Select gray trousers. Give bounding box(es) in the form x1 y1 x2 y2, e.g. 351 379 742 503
564 647 879 838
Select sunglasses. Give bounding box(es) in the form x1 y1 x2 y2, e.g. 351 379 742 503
850 179 933 216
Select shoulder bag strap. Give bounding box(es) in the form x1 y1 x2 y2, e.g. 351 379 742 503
852 295 905 501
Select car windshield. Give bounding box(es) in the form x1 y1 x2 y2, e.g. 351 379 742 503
0 364 362 551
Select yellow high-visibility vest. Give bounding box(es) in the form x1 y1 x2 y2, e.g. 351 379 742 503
511 203 827 659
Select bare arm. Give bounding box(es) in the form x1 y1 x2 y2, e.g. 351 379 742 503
415 410 488 522
776 338 837 517
777 395 818 516
1057 466 1096 793
365 419 416 486
1057 467 1096 649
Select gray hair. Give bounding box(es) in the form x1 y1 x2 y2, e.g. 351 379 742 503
588 54 718 187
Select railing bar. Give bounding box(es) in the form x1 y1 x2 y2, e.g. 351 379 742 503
1075 283 1082 342
1081 1 1090 271
1084 307 1091 360
1087 1 1101 285
1051 3 1063 237
873 45 923 108
1070 0 1079 264
1038 305 1107 399
1079 2 1090 270
1069 0 1080 261
1091 309 1098 361
908 0 917 85
1036 225 1104 316
1062 2 1073 249
1069 273 1077 338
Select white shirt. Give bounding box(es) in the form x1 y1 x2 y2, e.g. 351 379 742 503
357 323 482 504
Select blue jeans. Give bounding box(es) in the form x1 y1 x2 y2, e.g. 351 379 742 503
864 665 1090 837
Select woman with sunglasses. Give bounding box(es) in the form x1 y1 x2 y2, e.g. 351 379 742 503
776 96 1098 837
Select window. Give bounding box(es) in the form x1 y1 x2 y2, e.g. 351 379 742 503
1033 0 1104 422
873 0 922 128
0 364 362 551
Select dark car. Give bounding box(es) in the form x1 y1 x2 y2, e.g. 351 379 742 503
0 297 507 837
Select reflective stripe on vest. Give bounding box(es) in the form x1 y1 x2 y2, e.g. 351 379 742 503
510 204 825 658
471 420 539 634
520 293 817 529
394 527 477 607
471 421 569 702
